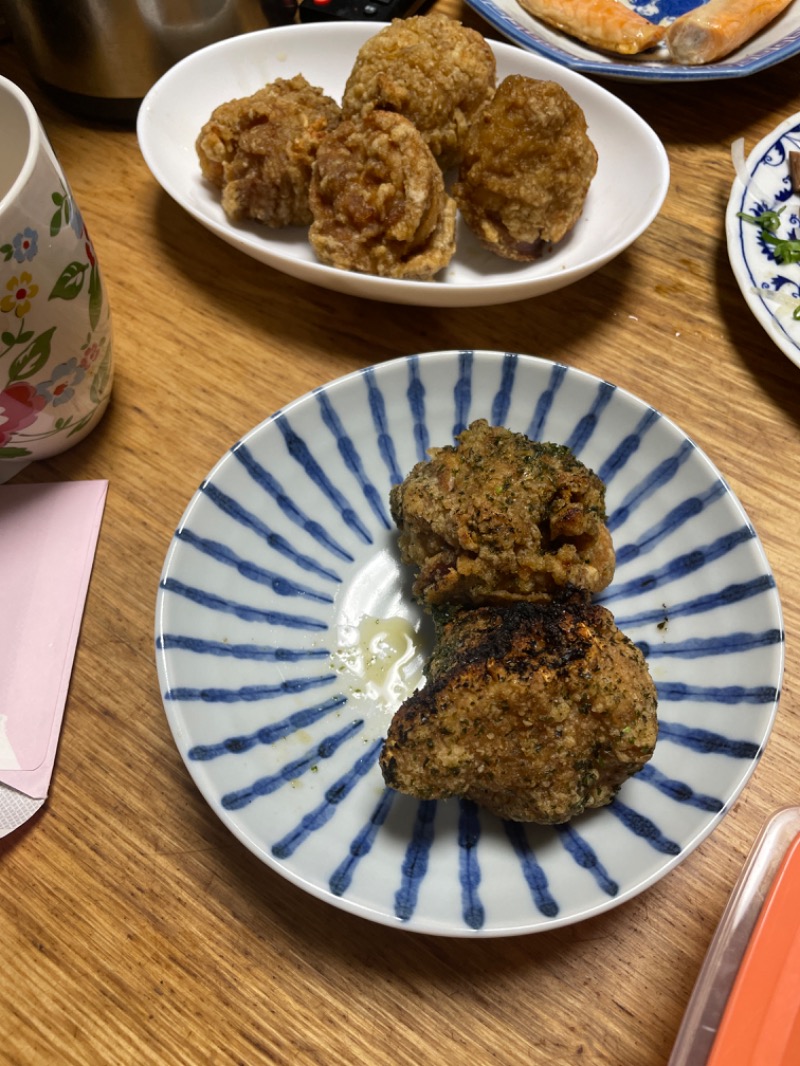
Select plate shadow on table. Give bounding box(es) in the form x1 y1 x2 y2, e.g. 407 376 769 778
150 188 639 370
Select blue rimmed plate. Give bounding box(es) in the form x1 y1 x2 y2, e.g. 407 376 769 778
464 0 800 81
154 351 784 936
726 113 800 371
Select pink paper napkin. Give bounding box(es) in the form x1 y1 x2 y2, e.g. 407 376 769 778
0 480 108 836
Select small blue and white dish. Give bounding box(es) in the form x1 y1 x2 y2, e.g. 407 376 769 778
155 351 784 936
464 0 800 81
727 113 800 372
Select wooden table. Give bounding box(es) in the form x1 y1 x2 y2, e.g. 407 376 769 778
2 5 799 1063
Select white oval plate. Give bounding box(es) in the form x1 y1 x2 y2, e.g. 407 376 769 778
727 113 800 371
465 0 800 82
155 350 784 936
136 22 668 307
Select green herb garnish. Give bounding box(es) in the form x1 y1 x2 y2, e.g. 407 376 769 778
738 206 800 263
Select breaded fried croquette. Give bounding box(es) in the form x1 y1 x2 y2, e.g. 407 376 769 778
390 419 615 607
341 14 496 171
379 595 658 824
196 74 341 227
308 110 457 280
454 76 597 261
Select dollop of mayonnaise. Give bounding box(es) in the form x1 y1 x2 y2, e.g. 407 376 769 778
331 615 424 725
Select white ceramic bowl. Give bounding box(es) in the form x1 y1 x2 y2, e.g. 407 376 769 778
137 22 669 307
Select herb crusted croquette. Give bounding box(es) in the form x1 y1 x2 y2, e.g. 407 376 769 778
389 419 615 608
381 421 657 824
379 601 657 822
380 596 658 824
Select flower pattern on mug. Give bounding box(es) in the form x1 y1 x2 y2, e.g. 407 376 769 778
12 228 38 263
79 334 102 370
50 188 84 241
71 203 85 240
36 357 85 406
1 181 112 458
0 382 47 445
1 272 39 318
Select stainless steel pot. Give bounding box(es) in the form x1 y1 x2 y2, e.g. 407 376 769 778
0 0 295 120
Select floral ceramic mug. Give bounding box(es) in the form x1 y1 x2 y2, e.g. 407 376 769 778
0 75 112 466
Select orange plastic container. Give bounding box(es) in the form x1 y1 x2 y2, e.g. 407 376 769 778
669 807 800 1066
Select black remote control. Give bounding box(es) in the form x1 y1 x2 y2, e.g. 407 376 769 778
298 0 428 22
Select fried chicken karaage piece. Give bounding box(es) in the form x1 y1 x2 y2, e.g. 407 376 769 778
341 14 496 171
308 109 457 280
196 74 341 227
390 420 615 607
379 595 658 823
453 76 598 261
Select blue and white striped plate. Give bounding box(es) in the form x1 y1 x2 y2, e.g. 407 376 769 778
154 351 784 936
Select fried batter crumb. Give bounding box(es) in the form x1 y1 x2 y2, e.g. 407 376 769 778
454 75 598 261
379 595 658 823
341 14 496 171
390 419 615 606
196 74 341 228
308 110 457 280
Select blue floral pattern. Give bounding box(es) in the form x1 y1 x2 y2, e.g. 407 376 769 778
9 228 38 263
728 115 800 371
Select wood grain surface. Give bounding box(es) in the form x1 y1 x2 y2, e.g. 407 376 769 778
2 3 800 1063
